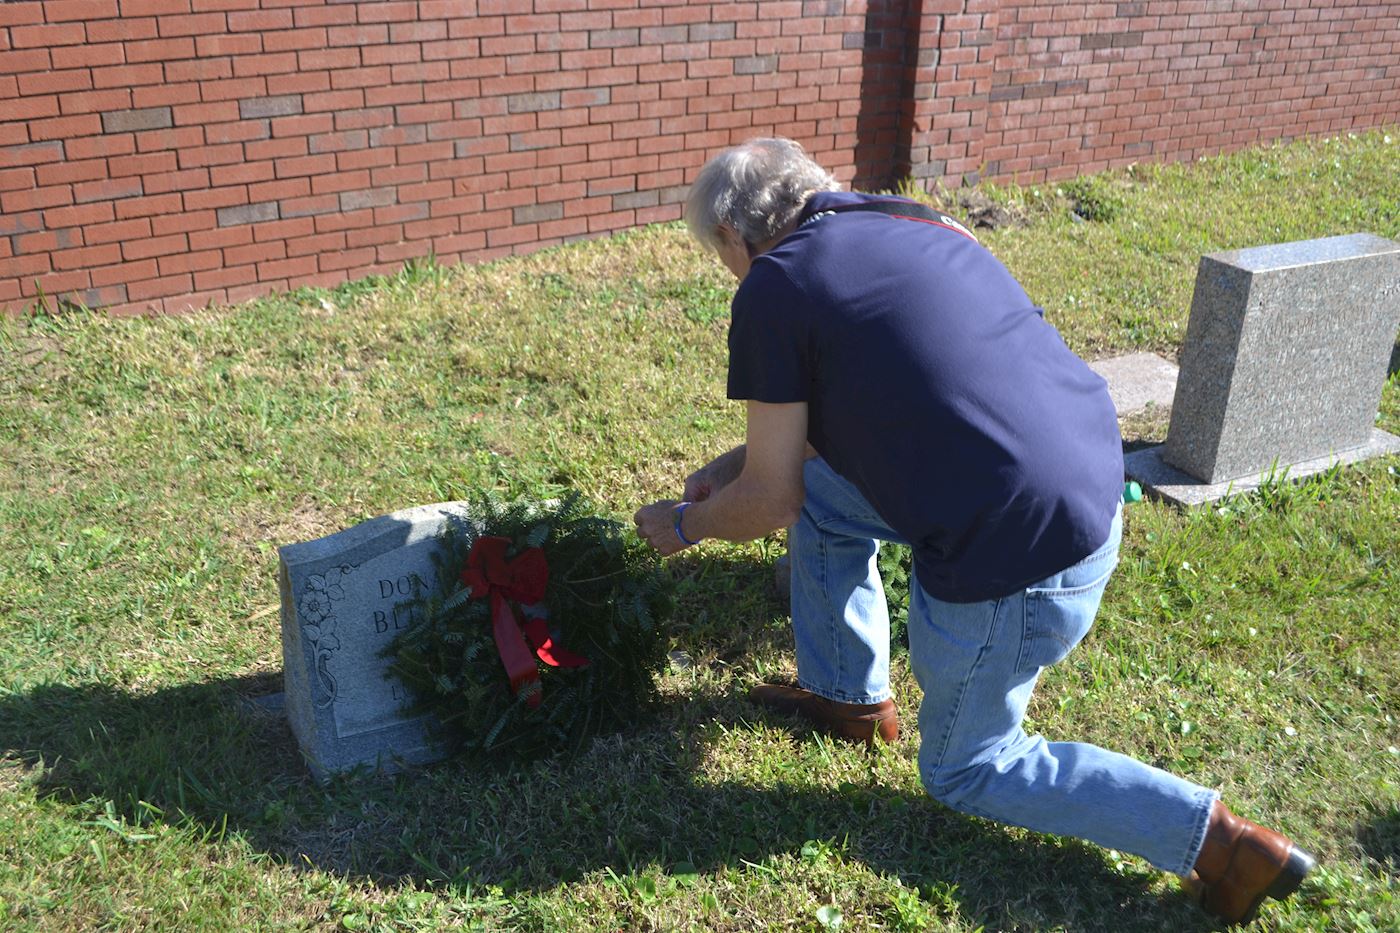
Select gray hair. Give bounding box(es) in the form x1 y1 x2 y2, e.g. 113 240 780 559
684 137 840 251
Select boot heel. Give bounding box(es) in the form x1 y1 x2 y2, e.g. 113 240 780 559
1265 847 1317 901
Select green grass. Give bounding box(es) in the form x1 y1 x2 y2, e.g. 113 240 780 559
2 129 1398 931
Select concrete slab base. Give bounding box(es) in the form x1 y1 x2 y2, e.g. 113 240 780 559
1088 352 1179 416
242 691 286 716
1124 428 1400 506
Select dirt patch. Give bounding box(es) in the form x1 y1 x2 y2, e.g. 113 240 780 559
1119 403 1172 448
953 188 1028 231
228 497 352 557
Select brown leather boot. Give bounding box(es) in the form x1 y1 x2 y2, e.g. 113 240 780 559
748 683 898 747
1191 800 1316 925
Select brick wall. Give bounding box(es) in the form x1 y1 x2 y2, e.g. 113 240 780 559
922 0 1400 184
2 0 1397 316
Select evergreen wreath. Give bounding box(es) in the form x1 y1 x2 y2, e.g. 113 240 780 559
383 491 673 760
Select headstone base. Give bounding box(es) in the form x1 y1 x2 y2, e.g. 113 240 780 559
1087 351 1179 417
1124 428 1400 506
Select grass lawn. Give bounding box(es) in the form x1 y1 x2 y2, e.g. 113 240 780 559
2 130 1398 931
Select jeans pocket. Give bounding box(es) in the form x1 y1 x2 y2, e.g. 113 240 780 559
1017 564 1115 675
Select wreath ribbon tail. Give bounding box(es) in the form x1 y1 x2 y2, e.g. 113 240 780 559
523 616 591 669
489 592 543 708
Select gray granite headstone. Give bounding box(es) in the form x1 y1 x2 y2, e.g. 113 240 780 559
278 502 476 779
1125 233 1400 505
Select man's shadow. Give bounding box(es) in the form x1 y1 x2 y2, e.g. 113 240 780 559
1 665 1215 931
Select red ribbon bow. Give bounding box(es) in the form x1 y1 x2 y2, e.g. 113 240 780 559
461 535 589 708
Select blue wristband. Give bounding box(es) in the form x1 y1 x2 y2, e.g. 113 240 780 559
673 502 701 547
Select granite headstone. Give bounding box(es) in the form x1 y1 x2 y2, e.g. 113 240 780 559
278 502 476 779
1125 233 1400 505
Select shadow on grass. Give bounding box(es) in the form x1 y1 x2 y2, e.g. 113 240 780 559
1357 803 1400 875
0 669 1214 931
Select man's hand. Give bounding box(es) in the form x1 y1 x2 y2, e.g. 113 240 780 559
682 445 746 502
633 499 693 556
636 402 809 555
683 467 715 503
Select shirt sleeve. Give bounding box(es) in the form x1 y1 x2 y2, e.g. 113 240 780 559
725 262 811 403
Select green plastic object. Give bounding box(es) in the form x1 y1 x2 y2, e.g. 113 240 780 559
1122 481 1143 504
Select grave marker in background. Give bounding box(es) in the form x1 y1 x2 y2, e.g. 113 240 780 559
1126 233 1400 505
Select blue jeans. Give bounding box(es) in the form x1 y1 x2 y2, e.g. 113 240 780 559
788 458 1218 875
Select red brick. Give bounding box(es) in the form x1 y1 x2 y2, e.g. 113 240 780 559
5 95 60 121
357 1 417 23
304 89 366 112
0 167 36 193
228 9 292 31
270 113 333 138
318 246 376 271
157 248 224 276
0 3 43 28
233 52 299 77
363 43 422 66
346 224 401 249
203 119 268 146
275 154 337 178
225 280 280 304
26 270 93 296
126 38 198 63
145 168 210 195
263 27 328 53
36 156 114 187
195 34 262 56
127 273 193 301
187 222 251 251
93 63 166 89
113 193 181 220
29 114 103 142
172 101 240 125
61 89 138 116
177 143 244 168
297 47 359 71
248 178 310 202
85 217 154 245
250 217 313 243
332 66 393 90
199 77 269 102
123 0 193 14
53 42 125 71
11 23 86 48
328 24 388 46
51 240 121 270
2 183 75 212
311 169 371 194
160 12 228 36
131 82 203 108
257 256 316 281
213 239 278 267
16 70 90 95
266 72 332 96
85 17 157 42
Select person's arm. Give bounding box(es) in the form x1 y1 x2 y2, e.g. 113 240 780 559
683 439 819 502
683 445 746 502
634 401 809 556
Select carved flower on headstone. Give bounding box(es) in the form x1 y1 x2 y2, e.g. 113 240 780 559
298 588 333 626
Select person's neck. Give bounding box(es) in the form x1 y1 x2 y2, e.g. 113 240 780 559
749 218 799 259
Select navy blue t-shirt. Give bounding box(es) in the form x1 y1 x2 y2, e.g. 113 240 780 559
727 191 1123 602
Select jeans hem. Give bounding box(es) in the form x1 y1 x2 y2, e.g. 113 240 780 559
1171 788 1221 876
795 677 892 706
